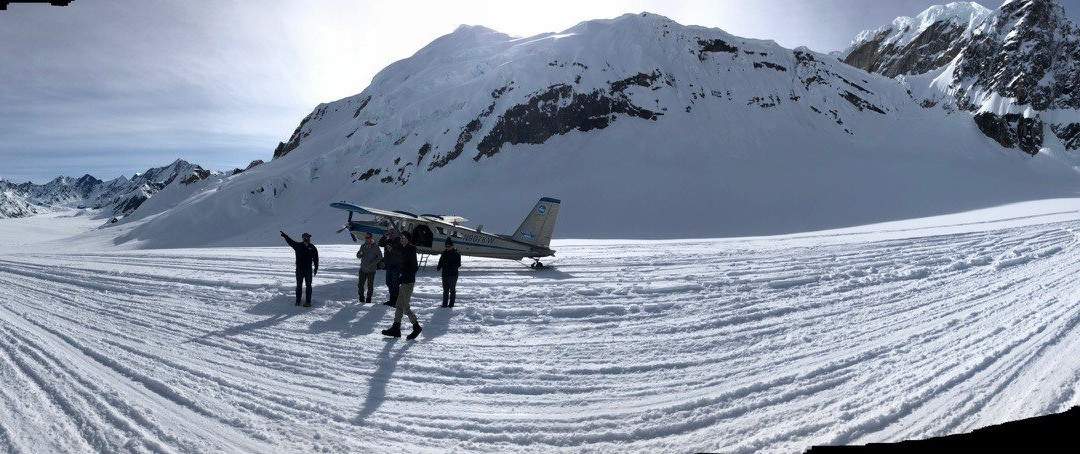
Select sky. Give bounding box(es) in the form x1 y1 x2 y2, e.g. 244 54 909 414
3 0 1080 183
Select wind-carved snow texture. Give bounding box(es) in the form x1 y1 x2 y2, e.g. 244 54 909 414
3 203 1080 451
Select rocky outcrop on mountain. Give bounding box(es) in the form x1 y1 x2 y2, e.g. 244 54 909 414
841 2 991 78
950 0 1080 152
843 0 1080 154
0 159 220 219
0 181 38 218
229 160 265 176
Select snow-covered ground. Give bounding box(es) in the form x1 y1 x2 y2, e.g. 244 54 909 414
3 200 1080 452
0 210 102 248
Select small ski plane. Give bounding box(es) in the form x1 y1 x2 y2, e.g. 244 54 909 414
330 197 561 268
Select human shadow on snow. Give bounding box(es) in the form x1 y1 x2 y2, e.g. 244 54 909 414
183 290 304 343
350 309 458 423
308 285 460 340
184 275 359 343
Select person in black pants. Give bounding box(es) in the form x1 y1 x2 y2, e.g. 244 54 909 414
436 238 461 307
280 231 318 307
378 229 403 307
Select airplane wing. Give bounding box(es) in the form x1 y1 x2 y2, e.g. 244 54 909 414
329 202 418 219
420 214 470 224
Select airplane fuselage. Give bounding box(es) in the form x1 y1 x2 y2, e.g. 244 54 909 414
346 219 553 260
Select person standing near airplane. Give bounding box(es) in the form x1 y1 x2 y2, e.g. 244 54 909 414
356 232 382 304
280 231 318 307
383 233 422 340
436 238 461 308
379 228 403 307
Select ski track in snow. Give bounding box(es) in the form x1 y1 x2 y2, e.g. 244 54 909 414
3 218 1080 452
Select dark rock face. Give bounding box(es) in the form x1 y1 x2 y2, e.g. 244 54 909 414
352 95 372 118
974 112 1044 155
115 194 148 215
416 143 431 165
274 114 312 159
844 21 969 78
954 0 1070 111
753 61 787 72
353 168 381 182
840 91 886 114
697 38 738 54
951 0 1080 151
472 72 661 162
1051 123 1080 149
230 160 263 176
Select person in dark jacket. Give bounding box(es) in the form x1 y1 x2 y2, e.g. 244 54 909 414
356 232 382 303
280 231 319 307
378 229 403 307
436 238 461 308
382 233 422 340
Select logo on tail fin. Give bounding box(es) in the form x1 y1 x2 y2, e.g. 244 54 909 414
537 204 547 214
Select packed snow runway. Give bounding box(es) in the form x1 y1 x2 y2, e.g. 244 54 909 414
3 202 1080 452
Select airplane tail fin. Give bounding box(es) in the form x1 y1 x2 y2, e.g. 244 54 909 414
512 197 560 248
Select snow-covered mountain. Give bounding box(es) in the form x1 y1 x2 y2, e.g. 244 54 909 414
0 159 221 220
844 0 1080 155
109 7 1080 247
839 2 992 78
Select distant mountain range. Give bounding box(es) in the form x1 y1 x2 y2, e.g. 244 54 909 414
0 159 264 220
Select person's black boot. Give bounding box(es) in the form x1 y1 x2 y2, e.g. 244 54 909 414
406 323 423 340
381 323 401 337
383 300 396 307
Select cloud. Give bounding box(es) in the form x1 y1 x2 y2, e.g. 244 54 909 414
0 0 309 182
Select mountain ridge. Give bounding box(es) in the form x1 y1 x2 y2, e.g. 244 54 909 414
0 159 224 220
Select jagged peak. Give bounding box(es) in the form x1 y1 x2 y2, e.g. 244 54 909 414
847 1 992 53
993 0 1069 29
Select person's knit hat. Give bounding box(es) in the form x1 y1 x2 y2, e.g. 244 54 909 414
445 238 453 246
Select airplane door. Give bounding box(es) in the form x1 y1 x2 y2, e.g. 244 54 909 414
412 225 434 248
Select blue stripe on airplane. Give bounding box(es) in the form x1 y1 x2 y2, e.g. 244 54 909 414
347 224 531 254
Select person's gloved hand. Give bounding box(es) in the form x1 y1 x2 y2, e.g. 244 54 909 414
313 268 318 276
280 230 286 237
